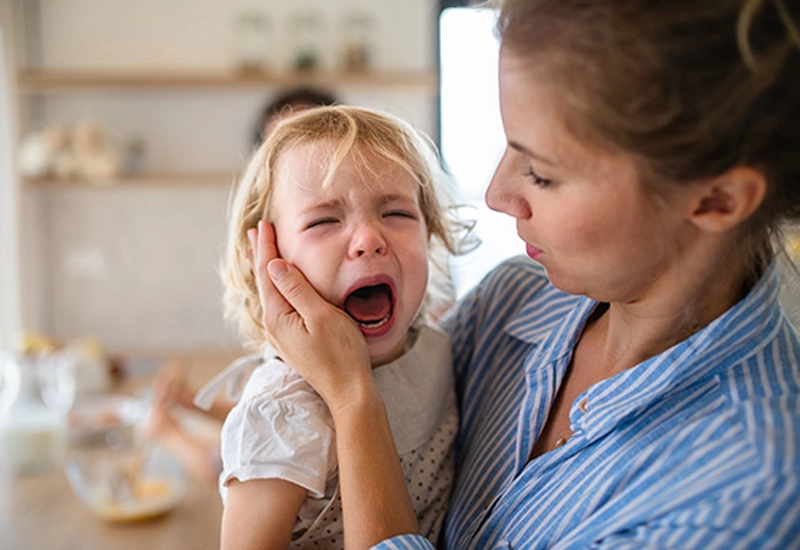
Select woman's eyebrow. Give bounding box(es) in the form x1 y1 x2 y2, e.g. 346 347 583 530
508 140 557 166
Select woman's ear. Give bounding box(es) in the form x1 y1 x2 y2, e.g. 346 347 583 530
688 166 767 232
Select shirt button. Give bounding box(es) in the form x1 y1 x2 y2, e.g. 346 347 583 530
579 397 589 414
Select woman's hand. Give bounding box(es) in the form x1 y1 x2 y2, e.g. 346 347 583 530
248 221 373 415
249 221 419 547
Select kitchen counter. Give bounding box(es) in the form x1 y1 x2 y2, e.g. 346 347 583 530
0 353 237 550
0 461 223 550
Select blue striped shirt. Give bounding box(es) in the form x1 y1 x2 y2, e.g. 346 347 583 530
374 256 800 549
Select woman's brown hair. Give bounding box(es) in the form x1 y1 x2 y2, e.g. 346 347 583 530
497 0 800 277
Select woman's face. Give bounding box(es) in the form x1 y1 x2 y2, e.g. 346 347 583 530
487 47 694 304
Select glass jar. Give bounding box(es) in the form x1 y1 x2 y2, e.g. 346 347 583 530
0 351 75 474
291 12 325 72
340 12 375 72
235 10 272 72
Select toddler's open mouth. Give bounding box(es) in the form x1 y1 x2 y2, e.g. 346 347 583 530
343 280 396 338
344 283 393 327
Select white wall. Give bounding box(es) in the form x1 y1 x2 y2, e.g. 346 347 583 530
0 1 21 349
12 0 440 355
37 0 436 74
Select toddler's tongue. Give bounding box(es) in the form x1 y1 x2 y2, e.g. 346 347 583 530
344 284 392 324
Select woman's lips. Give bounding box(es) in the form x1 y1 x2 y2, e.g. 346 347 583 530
526 243 543 260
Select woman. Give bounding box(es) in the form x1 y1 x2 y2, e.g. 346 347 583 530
249 0 800 548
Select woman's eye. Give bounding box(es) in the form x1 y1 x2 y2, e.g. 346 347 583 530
306 218 339 229
524 168 553 187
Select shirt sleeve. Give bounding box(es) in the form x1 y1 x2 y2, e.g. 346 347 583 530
369 534 435 550
219 362 336 499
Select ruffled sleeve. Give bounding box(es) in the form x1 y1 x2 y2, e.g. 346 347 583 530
218 358 336 500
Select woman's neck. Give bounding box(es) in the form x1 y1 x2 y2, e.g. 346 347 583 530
582 251 753 378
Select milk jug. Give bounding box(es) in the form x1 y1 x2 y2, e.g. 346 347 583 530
0 351 75 474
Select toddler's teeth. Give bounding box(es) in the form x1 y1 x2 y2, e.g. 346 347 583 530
357 312 391 328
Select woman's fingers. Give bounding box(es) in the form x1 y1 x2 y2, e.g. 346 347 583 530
266 259 330 324
255 220 278 263
248 220 371 409
250 220 347 339
270 261 372 410
249 221 294 331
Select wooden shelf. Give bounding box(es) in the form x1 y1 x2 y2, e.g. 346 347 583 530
18 69 439 93
24 172 238 189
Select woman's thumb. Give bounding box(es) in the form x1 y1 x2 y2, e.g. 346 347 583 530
267 258 289 281
267 259 320 319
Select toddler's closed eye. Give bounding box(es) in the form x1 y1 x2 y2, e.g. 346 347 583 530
306 218 340 229
383 211 418 219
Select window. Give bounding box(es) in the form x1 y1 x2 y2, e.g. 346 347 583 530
439 5 520 297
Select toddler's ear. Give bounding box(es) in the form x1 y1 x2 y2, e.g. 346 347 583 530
687 166 767 233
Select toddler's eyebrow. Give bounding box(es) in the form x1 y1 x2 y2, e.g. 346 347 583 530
300 192 418 215
305 198 344 212
376 193 418 206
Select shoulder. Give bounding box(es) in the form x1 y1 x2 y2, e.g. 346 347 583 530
233 357 328 417
444 256 552 325
442 255 574 344
219 358 336 494
222 356 332 445
471 255 550 303
193 351 315 410
240 357 302 400
716 319 800 472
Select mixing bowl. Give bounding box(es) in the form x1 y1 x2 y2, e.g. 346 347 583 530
64 395 186 522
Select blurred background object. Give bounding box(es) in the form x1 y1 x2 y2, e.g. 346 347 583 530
252 85 339 145
64 393 187 523
142 86 341 488
0 3 452 547
340 11 375 72
2 0 441 361
235 9 273 73
0 346 75 474
291 12 325 71
18 120 128 184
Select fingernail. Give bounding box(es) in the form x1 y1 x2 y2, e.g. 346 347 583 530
268 259 288 280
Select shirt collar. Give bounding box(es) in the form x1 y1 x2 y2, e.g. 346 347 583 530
505 263 785 440
505 282 590 349
580 263 784 439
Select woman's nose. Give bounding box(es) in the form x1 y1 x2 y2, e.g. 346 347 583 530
485 152 532 219
348 223 387 258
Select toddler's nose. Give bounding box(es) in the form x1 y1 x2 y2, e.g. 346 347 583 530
349 224 387 258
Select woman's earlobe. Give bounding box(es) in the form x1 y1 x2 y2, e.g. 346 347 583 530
688 166 767 232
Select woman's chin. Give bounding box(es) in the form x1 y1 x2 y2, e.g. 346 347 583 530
542 269 583 297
